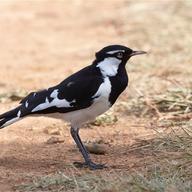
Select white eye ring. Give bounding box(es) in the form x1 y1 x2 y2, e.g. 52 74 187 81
116 52 123 59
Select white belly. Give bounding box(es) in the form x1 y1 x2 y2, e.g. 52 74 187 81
63 99 111 127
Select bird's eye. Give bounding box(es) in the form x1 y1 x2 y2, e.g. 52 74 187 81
116 52 123 59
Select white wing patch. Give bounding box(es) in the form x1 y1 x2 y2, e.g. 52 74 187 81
32 89 75 112
17 110 21 117
32 97 49 112
50 89 58 98
96 57 121 77
25 101 29 108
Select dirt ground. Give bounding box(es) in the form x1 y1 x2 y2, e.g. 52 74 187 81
0 1 191 191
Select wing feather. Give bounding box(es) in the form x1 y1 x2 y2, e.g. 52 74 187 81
20 66 103 115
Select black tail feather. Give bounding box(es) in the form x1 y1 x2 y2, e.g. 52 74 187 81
0 106 22 128
0 106 21 119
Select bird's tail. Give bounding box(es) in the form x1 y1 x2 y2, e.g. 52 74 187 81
0 106 23 128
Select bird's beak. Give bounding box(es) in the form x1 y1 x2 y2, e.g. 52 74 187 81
130 50 147 57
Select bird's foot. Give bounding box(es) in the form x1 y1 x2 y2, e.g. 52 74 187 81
73 161 107 170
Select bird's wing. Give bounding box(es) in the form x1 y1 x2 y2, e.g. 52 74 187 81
19 66 103 115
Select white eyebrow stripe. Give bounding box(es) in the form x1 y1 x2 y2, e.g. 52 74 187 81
107 50 125 54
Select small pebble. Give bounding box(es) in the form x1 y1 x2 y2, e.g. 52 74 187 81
46 136 64 144
85 143 107 155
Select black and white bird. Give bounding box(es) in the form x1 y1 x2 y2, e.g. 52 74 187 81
0 45 146 169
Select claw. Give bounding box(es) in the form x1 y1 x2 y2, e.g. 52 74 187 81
73 161 107 170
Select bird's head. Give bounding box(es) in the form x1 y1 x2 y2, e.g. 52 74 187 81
94 45 147 76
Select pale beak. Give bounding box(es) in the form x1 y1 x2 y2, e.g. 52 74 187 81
130 50 147 57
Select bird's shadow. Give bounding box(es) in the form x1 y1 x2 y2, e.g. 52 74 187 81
0 136 170 172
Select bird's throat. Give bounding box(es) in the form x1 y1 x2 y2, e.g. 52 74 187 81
96 57 121 77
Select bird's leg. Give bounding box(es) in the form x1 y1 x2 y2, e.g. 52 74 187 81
70 127 106 170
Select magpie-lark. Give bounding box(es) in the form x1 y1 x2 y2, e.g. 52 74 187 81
0 45 146 170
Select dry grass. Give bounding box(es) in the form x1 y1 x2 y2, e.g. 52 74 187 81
117 87 192 119
90 110 118 126
17 165 192 192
